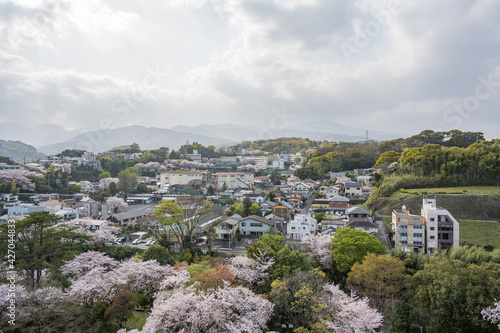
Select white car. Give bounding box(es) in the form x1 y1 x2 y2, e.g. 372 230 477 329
145 239 156 246
132 238 142 245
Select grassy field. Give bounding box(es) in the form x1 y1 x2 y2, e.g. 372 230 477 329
404 186 500 196
459 219 500 249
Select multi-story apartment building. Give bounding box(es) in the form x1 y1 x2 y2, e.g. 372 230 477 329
392 206 426 254
159 170 209 187
212 172 254 189
421 197 459 255
392 198 459 255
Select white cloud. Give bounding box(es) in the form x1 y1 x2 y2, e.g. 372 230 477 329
0 0 499 139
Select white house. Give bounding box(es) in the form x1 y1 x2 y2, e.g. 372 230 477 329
344 182 363 197
7 204 46 216
421 197 459 255
292 182 311 196
287 213 317 240
187 150 202 162
238 215 274 236
324 186 341 199
55 207 80 221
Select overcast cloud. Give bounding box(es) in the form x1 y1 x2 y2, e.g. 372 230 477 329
0 0 499 139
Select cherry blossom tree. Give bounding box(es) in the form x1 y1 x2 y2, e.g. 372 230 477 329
301 234 334 269
237 164 256 172
124 270 274 333
0 170 36 191
482 300 500 329
135 162 167 173
66 219 121 246
107 196 128 213
99 177 119 191
321 283 383 333
61 252 170 305
226 254 275 287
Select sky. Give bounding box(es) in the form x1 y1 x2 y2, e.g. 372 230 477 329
0 0 499 139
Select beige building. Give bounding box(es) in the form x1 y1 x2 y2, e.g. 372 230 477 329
159 170 209 187
212 172 254 189
392 205 426 254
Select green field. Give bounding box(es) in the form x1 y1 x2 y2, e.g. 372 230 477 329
459 219 500 249
404 186 500 196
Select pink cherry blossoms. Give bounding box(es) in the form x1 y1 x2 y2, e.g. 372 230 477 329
61 251 170 304
226 254 275 286
321 283 383 333
482 300 500 329
301 234 334 269
106 196 128 212
99 177 119 191
135 162 167 173
123 270 274 333
0 170 36 191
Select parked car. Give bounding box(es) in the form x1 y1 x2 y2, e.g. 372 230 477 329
132 238 142 245
116 237 127 244
145 239 156 246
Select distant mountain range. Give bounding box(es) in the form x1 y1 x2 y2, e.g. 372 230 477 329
0 121 409 156
0 140 44 161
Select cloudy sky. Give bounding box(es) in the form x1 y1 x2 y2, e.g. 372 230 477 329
1 0 499 139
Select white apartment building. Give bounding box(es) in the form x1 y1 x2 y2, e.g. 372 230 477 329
159 170 209 187
421 197 460 255
212 172 254 189
287 213 317 240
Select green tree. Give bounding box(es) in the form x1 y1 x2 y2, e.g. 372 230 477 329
221 182 228 192
104 290 137 329
0 211 89 289
249 203 262 216
67 183 82 194
108 181 117 197
346 253 406 315
152 197 213 253
142 244 175 266
313 212 326 223
98 171 111 180
136 182 149 193
117 168 139 194
330 227 387 279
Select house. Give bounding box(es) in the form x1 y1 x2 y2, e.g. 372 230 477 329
335 176 352 185
362 186 372 197
107 206 154 226
0 194 20 208
55 207 80 221
40 200 62 213
238 215 275 236
292 182 311 196
216 217 240 240
272 195 285 203
347 219 379 235
345 206 369 221
0 163 23 171
260 200 276 213
278 186 292 195
392 205 425 254
255 176 272 185
61 199 77 208
303 179 316 189
344 182 363 197
72 218 114 231
325 186 342 199
320 219 346 235
7 204 46 216
318 185 329 195
246 193 266 204
273 201 293 220
311 196 350 214
73 193 90 202
357 175 374 185
78 181 95 193
212 172 254 190
272 159 285 170
159 170 209 187
286 213 317 240
421 197 459 255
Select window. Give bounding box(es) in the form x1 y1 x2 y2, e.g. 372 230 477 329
398 218 409 223
413 233 423 237
291 227 296 230
241 223 246 227
430 218 435 222
430 227 435 230
430 236 435 239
